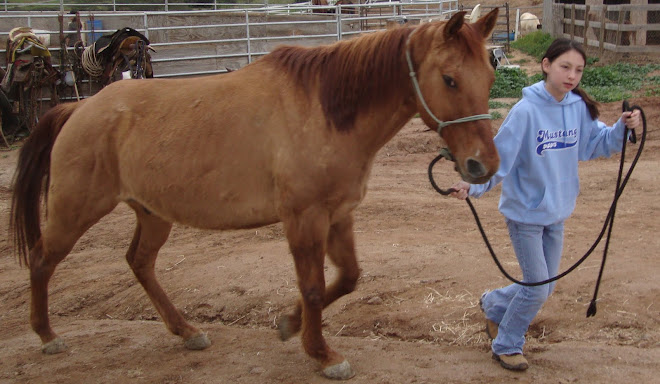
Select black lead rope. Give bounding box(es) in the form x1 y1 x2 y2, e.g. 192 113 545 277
428 101 646 318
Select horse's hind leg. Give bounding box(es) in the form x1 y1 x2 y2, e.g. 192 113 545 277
125 202 210 350
29 239 73 354
279 214 359 341
31 198 118 354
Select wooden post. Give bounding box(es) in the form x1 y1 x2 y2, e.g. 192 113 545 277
505 2 511 51
615 9 624 47
584 5 590 48
570 4 575 41
599 6 606 55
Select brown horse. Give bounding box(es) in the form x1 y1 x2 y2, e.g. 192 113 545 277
10 9 499 380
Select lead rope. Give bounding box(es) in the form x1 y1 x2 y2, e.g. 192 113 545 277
428 101 646 317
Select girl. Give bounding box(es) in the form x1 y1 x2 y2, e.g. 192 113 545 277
450 38 641 371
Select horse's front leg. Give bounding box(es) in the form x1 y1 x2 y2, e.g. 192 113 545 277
281 207 355 380
279 214 359 339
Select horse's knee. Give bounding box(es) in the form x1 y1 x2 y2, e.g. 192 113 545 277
301 287 324 309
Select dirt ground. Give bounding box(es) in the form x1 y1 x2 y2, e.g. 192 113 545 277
0 89 658 383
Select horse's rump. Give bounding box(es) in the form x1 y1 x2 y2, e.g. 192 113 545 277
10 101 82 265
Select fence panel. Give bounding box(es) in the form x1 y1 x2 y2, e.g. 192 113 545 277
553 3 660 53
0 1 458 81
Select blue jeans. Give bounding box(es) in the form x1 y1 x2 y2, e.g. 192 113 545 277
481 218 564 355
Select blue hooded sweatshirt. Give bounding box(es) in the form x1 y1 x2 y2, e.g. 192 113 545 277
469 81 627 226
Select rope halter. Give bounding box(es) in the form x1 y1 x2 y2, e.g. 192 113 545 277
405 26 492 136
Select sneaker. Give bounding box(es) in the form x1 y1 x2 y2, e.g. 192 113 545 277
492 353 529 371
479 291 499 340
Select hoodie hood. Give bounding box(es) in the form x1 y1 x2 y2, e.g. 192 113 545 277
522 81 583 107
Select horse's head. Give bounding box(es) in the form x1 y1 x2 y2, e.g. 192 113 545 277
408 9 500 184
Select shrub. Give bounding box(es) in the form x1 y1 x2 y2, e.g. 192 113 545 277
490 68 529 98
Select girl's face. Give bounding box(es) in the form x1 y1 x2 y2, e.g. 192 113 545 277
542 49 585 102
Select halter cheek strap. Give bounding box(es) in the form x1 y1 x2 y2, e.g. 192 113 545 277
405 26 492 136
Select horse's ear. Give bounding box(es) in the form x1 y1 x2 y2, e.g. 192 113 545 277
443 11 467 40
472 8 499 39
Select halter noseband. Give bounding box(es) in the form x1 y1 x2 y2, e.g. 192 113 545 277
405 26 492 136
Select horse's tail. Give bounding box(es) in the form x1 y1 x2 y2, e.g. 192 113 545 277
10 101 81 267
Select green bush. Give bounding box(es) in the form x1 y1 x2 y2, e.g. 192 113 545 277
510 31 554 61
581 63 660 102
490 68 529 98
490 51 660 104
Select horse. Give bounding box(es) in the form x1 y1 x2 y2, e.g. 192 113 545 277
312 0 332 13
10 9 500 380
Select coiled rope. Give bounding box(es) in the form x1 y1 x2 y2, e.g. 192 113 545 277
81 43 104 78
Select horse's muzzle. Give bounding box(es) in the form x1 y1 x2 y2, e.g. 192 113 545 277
462 157 494 184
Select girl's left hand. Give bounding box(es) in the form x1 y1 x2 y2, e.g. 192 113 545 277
622 110 641 130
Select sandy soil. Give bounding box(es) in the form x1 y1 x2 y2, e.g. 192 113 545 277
0 91 658 383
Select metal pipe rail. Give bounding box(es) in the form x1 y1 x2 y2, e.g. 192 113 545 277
0 1 457 80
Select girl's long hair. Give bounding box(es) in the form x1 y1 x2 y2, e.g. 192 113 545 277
542 38 599 119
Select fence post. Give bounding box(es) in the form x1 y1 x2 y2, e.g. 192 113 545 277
599 6 606 55
165 0 169 12
143 13 149 39
615 8 624 48
245 10 252 64
514 8 520 40
336 6 342 41
570 4 575 41
584 5 590 48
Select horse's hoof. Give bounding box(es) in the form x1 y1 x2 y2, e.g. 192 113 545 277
322 360 355 380
184 332 211 350
42 338 67 354
277 317 295 341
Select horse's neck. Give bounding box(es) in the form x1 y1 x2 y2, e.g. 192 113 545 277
354 96 417 155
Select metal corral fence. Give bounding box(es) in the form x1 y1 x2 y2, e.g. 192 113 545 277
0 0 458 81
551 2 660 53
2 0 270 12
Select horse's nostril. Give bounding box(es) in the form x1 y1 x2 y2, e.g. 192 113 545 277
466 158 486 178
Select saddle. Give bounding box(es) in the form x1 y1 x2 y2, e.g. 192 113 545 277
93 27 154 83
94 27 150 60
1 27 57 94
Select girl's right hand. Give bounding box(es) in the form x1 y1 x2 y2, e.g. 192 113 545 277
450 181 470 200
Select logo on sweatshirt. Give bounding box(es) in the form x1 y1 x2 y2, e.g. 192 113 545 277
536 128 577 155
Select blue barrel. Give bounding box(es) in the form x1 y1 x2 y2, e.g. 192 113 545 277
86 20 103 44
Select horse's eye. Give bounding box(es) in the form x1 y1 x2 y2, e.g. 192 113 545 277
443 75 457 88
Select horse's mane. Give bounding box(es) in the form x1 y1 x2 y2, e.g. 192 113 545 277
264 22 485 132
264 27 413 132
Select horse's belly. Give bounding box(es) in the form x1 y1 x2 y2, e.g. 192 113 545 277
128 189 280 230
121 164 280 230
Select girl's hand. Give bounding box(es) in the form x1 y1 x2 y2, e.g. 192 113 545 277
450 181 470 200
622 110 641 130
